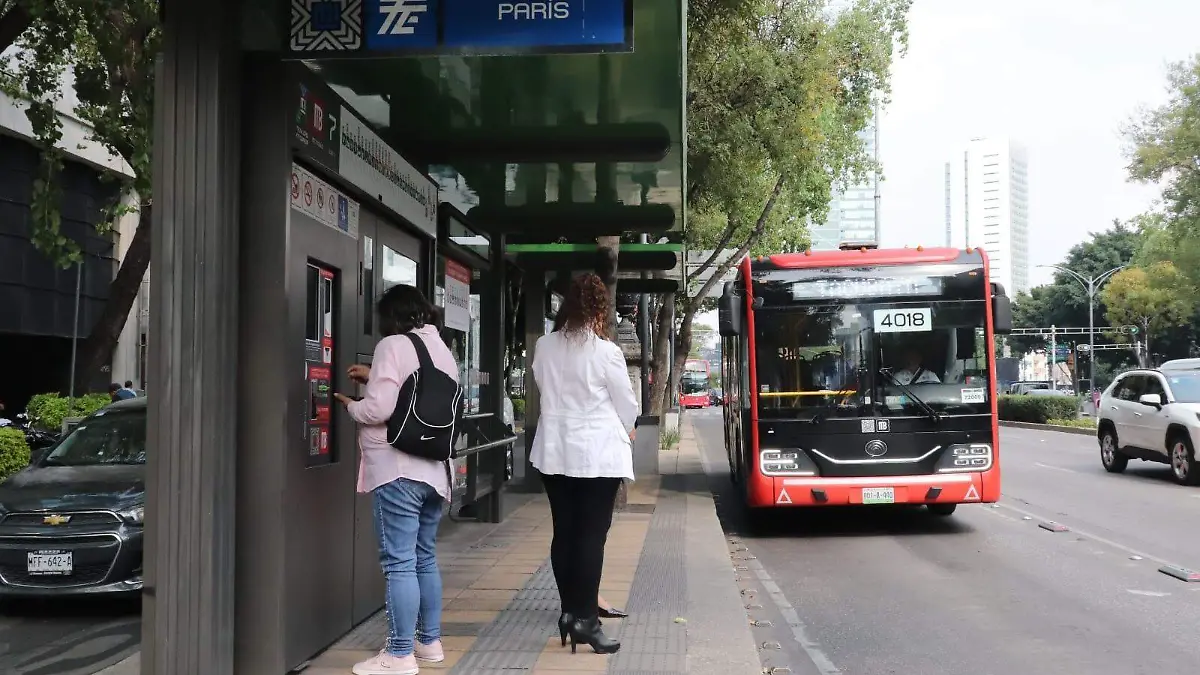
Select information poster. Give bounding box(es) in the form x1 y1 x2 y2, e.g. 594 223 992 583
443 259 471 332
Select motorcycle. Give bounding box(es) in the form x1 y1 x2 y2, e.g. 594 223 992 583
16 413 59 453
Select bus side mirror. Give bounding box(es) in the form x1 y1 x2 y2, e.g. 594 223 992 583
718 290 742 337
992 294 1013 334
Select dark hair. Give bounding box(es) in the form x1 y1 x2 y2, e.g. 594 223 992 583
108 383 120 393
124 380 133 389
556 273 611 340
377 284 435 337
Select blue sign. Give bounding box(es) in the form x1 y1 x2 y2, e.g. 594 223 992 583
287 0 632 58
443 0 630 51
364 0 440 51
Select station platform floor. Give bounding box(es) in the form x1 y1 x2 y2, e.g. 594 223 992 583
100 420 760 675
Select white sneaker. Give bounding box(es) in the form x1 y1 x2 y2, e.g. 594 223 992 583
352 651 419 675
414 640 445 663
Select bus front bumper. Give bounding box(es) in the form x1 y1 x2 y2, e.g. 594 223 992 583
768 472 991 507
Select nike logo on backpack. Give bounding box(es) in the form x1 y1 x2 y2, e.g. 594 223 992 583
420 435 435 441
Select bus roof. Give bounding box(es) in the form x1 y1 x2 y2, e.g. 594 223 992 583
748 247 985 272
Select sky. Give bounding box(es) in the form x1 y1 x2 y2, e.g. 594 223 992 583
878 0 1200 287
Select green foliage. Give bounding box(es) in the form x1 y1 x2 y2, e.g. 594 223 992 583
1100 262 1194 353
1046 418 1097 429
659 426 680 451
0 427 31 482
685 0 910 289
511 397 525 419
0 0 158 267
998 395 1081 424
1125 54 1200 230
25 392 110 432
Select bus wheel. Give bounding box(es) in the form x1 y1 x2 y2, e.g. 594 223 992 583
927 503 957 517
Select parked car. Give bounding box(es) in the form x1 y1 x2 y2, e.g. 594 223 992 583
0 397 145 596
1098 368 1200 485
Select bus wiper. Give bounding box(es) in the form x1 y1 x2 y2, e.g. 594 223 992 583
879 367 942 422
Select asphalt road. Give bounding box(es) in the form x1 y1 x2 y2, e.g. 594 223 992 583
0 597 140 674
689 409 1200 675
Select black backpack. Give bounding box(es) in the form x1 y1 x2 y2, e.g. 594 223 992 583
386 332 464 462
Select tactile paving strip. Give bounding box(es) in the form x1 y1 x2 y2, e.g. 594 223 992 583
607 474 688 675
446 561 560 673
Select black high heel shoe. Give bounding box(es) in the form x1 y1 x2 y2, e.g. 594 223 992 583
558 612 574 647
598 605 628 619
568 616 621 654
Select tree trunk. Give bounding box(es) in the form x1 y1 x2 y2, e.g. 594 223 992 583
595 235 620 339
648 291 674 415
0 2 31 54
73 203 151 390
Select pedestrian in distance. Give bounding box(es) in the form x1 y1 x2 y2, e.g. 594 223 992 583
333 284 458 675
531 273 638 655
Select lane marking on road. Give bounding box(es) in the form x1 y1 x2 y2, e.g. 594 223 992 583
1033 462 1078 474
995 500 1180 569
1127 589 1170 597
747 558 842 674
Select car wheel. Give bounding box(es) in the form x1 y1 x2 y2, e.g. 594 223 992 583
927 503 957 517
1099 428 1128 473
1169 434 1200 486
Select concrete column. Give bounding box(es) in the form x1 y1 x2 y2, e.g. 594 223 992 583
142 0 240 672
519 268 546 492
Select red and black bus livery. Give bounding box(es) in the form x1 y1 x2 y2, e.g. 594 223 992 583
717 246 1013 516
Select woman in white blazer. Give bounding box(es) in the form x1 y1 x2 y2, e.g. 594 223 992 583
530 273 638 655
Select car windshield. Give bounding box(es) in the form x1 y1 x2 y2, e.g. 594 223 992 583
751 266 993 419
1167 373 1200 403
41 409 146 467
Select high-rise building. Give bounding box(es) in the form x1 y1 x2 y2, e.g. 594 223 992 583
943 137 1030 295
810 112 880 250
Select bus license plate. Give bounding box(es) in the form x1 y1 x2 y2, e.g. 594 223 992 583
27 550 73 575
862 487 895 504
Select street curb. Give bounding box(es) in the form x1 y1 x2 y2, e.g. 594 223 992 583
1000 420 1097 436
675 424 764 674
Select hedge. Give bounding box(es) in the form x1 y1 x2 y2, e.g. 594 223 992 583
511 397 525 418
0 427 30 482
997 395 1081 424
25 393 111 432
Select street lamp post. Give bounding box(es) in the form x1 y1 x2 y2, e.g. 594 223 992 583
1037 263 1127 396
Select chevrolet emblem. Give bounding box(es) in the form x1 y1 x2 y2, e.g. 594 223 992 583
43 514 71 526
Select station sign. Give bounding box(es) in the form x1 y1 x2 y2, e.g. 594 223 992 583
286 0 633 58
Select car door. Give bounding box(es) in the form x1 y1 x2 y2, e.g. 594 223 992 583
1107 374 1144 450
1137 375 1171 457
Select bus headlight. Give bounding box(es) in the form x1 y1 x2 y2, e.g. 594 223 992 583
760 449 818 476
936 444 993 473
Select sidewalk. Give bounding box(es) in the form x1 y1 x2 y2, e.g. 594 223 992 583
100 418 759 675
307 418 759 675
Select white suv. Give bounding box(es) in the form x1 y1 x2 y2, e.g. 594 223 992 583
1098 367 1200 485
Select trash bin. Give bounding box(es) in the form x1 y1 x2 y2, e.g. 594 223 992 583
633 414 660 476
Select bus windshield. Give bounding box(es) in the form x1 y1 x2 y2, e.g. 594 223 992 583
681 374 709 395
751 264 993 419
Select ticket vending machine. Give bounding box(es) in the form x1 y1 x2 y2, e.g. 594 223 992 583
305 264 336 466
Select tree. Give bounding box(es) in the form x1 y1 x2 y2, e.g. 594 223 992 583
647 0 911 414
0 0 158 388
1125 54 1200 232
0 1 32 54
1100 262 1194 360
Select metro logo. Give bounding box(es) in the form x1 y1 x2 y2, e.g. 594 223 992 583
498 1 570 19
377 0 428 34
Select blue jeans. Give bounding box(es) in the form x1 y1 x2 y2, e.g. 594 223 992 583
373 477 445 656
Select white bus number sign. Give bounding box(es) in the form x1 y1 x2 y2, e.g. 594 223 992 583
873 308 932 333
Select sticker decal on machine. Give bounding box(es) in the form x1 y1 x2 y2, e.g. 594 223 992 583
777 488 792 504
961 388 986 404
963 484 980 501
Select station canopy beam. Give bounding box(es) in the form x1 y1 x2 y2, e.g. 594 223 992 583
401 123 672 164
471 203 676 238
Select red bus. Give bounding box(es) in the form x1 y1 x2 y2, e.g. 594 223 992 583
680 359 711 408
717 247 1012 516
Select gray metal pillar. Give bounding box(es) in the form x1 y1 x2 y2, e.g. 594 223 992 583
519 267 546 492
477 235 507 522
142 0 240 672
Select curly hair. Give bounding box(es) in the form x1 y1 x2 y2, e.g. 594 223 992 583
555 273 612 340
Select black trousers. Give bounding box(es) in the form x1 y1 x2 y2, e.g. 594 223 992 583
539 471 622 619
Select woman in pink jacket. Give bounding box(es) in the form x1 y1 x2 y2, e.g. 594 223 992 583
334 284 458 675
